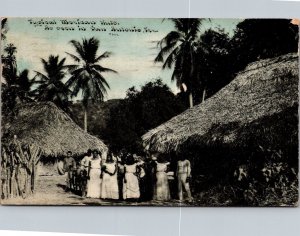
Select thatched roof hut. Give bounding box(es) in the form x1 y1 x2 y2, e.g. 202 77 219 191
142 53 299 153
2 102 108 156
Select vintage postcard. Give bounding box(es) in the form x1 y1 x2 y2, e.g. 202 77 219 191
0 18 298 206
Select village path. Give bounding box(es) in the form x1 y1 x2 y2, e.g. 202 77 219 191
1 173 189 206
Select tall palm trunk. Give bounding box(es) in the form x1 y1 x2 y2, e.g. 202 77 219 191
202 88 206 103
84 107 88 132
189 92 193 108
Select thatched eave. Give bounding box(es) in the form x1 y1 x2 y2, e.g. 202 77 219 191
2 102 108 156
142 53 299 153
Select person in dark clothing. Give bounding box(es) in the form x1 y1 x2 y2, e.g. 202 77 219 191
139 154 156 201
116 150 126 200
63 151 76 190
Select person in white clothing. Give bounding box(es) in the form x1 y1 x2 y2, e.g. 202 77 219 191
123 154 141 200
101 152 119 200
176 156 193 201
153 154 170 201
86 150 102 198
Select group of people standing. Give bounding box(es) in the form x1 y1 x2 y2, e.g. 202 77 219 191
63 149 193 202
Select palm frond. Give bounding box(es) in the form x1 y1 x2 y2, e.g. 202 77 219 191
40 58 48 70
90 76 106 101
158 31 182 48
33 71 49 82
155 40 179 63
82 37 99 63
91 69 111 90
65 68 84 89
65 52 81 62
92 64 117 74
162 45 181 69
64 64 80 73
57 57 66 68
95 51 112 62
69 40 85 61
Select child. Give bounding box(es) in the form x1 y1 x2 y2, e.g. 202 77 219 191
80 149 93 172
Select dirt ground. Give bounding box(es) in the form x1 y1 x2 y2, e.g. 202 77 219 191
1 165 192 206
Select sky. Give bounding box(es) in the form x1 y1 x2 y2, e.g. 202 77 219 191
4 18 241 100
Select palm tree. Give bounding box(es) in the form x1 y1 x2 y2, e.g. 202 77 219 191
15 69 35 102
1 18 8 40
1 22 36 114
2 43 17 74
66 37 116 132
194 29 231 103
33 55 70 111
2 68 35 115
155 19 202 108
2 44 34 114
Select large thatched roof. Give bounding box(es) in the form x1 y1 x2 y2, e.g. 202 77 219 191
2 102 108 156
142 53 299 153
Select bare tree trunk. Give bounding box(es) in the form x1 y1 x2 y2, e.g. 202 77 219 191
15 164 21 197
202 88 206 103
84 107 88 132
189 92 193 108
30 163 34 193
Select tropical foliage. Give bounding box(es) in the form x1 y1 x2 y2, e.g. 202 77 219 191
1 18 8 40
156 19 299 108
1 43 34 115
1 18 299 205
193 29 233 102
231 19 299 72
155 19 202 108
33 55 70 112
100 79 185 153
66 37 116 131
